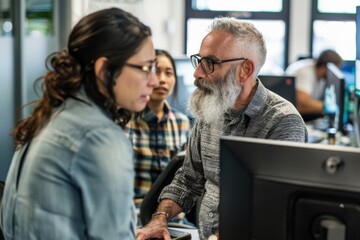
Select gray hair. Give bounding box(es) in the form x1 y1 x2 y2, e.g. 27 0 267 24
209 17 267 77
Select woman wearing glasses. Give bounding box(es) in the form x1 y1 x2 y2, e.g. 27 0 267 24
0 8 157 240
126 49 190 208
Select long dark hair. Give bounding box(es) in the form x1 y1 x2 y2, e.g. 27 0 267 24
13 8 152 148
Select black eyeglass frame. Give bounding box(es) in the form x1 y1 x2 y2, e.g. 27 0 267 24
190 54 248 74
125 61 157 75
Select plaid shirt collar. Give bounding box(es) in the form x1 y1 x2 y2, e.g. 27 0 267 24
142 101 171 124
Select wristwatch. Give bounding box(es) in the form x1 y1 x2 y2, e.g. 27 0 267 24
208 234 218 240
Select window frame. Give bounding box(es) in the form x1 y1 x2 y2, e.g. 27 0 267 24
184 0 291 69
310 0 356 57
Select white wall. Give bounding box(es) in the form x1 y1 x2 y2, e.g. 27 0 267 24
71 0 185 57
288 0 312 64
71 0 312 67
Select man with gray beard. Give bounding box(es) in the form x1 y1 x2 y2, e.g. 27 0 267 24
136 17 308 240
189 64 242 128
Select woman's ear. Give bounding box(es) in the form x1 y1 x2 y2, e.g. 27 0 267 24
237 60 255 84
94 57 110 97
94 57 108 82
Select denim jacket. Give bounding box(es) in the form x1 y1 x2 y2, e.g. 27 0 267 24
0 88 136 239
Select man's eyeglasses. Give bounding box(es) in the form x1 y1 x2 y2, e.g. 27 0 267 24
190 54 248 74
125 61 157 76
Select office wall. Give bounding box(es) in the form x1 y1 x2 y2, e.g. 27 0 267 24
0 1 68 181
288 0 311 64
0 37 15 181
71 0 185 57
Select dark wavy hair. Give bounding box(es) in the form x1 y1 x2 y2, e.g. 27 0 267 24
315 49 343 68
13 8 152 148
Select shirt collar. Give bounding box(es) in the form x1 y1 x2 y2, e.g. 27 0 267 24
224 79 267 121
243 79 267 119
143 101 171 123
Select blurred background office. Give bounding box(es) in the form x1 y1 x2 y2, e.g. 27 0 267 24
1 0 359 181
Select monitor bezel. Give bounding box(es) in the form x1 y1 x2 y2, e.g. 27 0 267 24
258 75 297 106
219 136 360 240
355 6 360 97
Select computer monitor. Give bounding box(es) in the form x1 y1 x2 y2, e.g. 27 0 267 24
167 57 195 117
340 61 355 87
259 75 296 106
356 6 360 98
325 63 347 133
356 60 360 98
219 136 360 240
353 98 360 147
339 61 356 128
353 6 360 146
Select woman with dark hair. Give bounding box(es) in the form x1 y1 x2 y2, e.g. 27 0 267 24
126 49 190 204
0 8 157 239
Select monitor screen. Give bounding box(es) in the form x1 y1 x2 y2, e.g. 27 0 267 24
325 63 347 133
356 6 360 98
219 136 360 240
355 60 360 97
167 57 195 117
340 61 356 128
340 61 355 87
259 75 296 106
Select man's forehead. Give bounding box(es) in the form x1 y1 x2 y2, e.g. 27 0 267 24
199 31 238 59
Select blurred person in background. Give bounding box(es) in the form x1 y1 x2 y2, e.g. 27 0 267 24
286 49 343 121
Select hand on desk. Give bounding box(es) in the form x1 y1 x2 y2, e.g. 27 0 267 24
208 232 219 240
136 214 171 240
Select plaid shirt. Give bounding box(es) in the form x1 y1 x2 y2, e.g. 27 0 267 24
125 101 190 199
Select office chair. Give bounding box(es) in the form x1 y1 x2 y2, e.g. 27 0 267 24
0 181 5 240
0 181 4 203
139 151 199 229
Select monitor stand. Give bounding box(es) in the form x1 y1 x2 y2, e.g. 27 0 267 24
318 218 345 240
292 197 360 240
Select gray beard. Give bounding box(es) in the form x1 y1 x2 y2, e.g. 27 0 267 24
188 68 242 127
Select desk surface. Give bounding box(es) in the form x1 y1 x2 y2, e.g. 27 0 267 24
306 120 356 146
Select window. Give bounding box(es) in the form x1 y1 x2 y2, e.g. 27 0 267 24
1 0 53 36
185 0 289 74
311 0 358 60
192 0 282 12
318 0 359 14
26 0 53 36
0 0 12 36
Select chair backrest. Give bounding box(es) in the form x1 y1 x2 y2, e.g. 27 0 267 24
0 181 4 203
140 151 196 226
